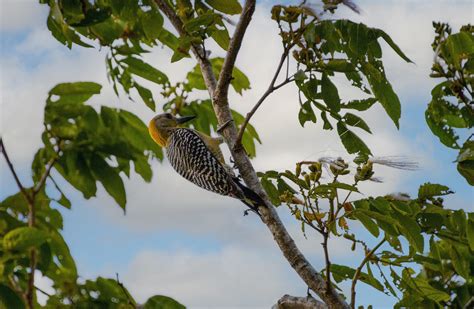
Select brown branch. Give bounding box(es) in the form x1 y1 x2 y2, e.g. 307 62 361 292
350 238 386 309
0 138 33 203
274 294 328 309
322 231 331 292
235 49 293 147
33 157 57 195
155 3 349 308
214 0 256 103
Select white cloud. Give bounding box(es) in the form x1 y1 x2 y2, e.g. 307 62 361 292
123 246 305 308
0 0 47 32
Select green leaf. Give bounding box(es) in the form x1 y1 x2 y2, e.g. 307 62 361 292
457 141 474 185
122 57 168 84
353 211 379 237
298 101 316 127
425 107 460 149
344 113 371 133
321 73 341 112
417 183 451 199
141 9 164 41
363 63 401 128
318 183 359 192
144 295 186 309
261 178 280 206
211 28 230 50
374 29 413 63
330 264 384 292
0 192 29 212
441 31 474 69
72 8 112 27
392 212 424 253
3 227 48 251
157 28 180 50
205 0 242 15
57 194 71 209
321 111 333 130
467 214 474 251
324 59 355 72
90 155 127 210
449 245 470 279
409 276 450 303
55 151 97 199
48 230 77 279
348 23 368 57
337 122 371 155
49 81 102 96
135 83 156 111
0 283 25 309
134 156 153 183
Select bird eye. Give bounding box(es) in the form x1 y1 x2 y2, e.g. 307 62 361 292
165 113 172 119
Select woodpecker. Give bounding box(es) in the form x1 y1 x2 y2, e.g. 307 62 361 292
148 113 263 213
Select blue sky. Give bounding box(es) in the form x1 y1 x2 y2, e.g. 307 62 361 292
1 0 473 308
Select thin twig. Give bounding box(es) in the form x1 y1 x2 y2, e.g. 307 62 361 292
322 230 331 293
0 138 32 203
33 157 57 195
350 238 386 309
35 285 52 297
235 49 292 148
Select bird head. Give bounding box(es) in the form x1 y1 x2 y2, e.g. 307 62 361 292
148 113 196 147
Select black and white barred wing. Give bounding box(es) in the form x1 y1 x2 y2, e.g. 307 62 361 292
166 128 233 196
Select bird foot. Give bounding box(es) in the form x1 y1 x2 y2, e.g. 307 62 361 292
243 207 262 218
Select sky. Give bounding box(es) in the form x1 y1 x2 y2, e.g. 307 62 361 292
1 0 473 308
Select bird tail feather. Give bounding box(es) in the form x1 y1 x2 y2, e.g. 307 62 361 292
233 178 265 211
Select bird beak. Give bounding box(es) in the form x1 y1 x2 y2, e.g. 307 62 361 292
176 115 196 124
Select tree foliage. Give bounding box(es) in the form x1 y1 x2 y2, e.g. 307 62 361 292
426 23 474 185
0 83 182 308
1 1 472 308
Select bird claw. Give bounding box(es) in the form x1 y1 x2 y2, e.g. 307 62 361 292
243 207 262 219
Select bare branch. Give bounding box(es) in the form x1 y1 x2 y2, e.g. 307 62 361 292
350 238 386 308
235 49 292 148
0 138 33 203
322 231 331 292
214 0 256 103
273 294 328 309
35 285 52 297
33 157 57 195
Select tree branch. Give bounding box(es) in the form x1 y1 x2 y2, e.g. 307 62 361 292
213 0 256 103
33 157 57 195
155 3 349 308
322 230 331 292
235 49 292 148
350 238 386 309
0 138 33 203
273 294 328 309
